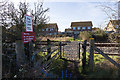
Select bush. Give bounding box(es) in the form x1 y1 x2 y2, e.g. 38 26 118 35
79 30 109 42
108 33 120 43
79 31 92 41
92 30 108 43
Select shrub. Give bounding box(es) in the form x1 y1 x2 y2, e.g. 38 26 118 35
79 31 92 41
108 33 120 43
92 29 108 43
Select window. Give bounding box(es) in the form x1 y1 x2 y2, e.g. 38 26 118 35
49 33 52 35
54 32 57 35
50 28 54 31
56 29 58 31
82 27 85 30
73 27 76 30
116 25 119 29
42 29 44 31
88 27 91 29
77 27 80 30
53 28 54 30
46 28 48 31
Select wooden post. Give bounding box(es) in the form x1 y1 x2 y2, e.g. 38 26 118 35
24 43 30 62
59 42 62 58
78 43 80 59
0 26 2 80
89 38 95 72
16 40 26 67
29 41 34 67
47 39 51 60
82 40 87 73
63 45 64 57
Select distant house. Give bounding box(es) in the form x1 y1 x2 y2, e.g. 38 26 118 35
70 21 93 34
65 28 73 33
38 23 58 36
92 27 100 32
65 28 73 37
104 20 120 33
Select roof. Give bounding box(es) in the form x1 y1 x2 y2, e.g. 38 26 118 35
45 23 58 29
65 28 72 32
92 27 100 31
110 20 120 25
71 21 93 27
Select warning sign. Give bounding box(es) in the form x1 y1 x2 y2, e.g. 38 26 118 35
22 32 35 43
25 15 33 32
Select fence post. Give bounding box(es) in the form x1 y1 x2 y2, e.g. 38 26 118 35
89 38 95 72
82 40 87 73
63 45 64 57
47 39 51 61
0 26 2 80
29 40 34 67
16 40 26 77
78 43 80 59
59 42 62 58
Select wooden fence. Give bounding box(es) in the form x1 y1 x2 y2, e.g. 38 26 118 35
81 38 120 73
86 42 120 56
2 39 120 77
32 39 63 70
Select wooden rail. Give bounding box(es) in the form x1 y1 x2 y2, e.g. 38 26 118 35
35 41 70 46
94 47 120 69
83 38 120 73
94 52 120 56
81 39 120 73
86 43 120 47
33 39 62 70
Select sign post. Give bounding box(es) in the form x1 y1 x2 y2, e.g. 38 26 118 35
23 15 35 42
23 15 35 66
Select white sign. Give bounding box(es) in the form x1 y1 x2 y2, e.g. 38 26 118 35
25 15 33 32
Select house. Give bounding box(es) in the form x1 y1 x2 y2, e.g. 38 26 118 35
92 27 100 32
38 23 58 36
65 28 73 33
104 20 120 33
65 28 73 37
70 21 93 34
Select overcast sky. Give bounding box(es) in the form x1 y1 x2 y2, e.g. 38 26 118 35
8 0 119 32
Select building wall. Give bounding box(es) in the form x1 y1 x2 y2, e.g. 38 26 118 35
71 26 92 32
38 24 58 36
106 22 116 32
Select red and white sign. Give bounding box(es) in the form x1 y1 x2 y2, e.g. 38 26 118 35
22 32 35 43
25 15 33 32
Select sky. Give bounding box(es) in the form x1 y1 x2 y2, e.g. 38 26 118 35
7 0 119 32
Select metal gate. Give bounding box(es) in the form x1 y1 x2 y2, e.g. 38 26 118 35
62 41 81 61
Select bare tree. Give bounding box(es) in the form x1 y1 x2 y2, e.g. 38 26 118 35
0 0 8 10
97 1 119 20
118 1 120 19
31 2 49 37
0 1 49 40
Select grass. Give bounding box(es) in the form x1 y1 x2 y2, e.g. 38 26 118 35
37 51 73 78
38 52 47 56
37 50 120 78
84 52 120 78
37 50 60 58
37 36 85 42
37 36 73 41
48 58 65 77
